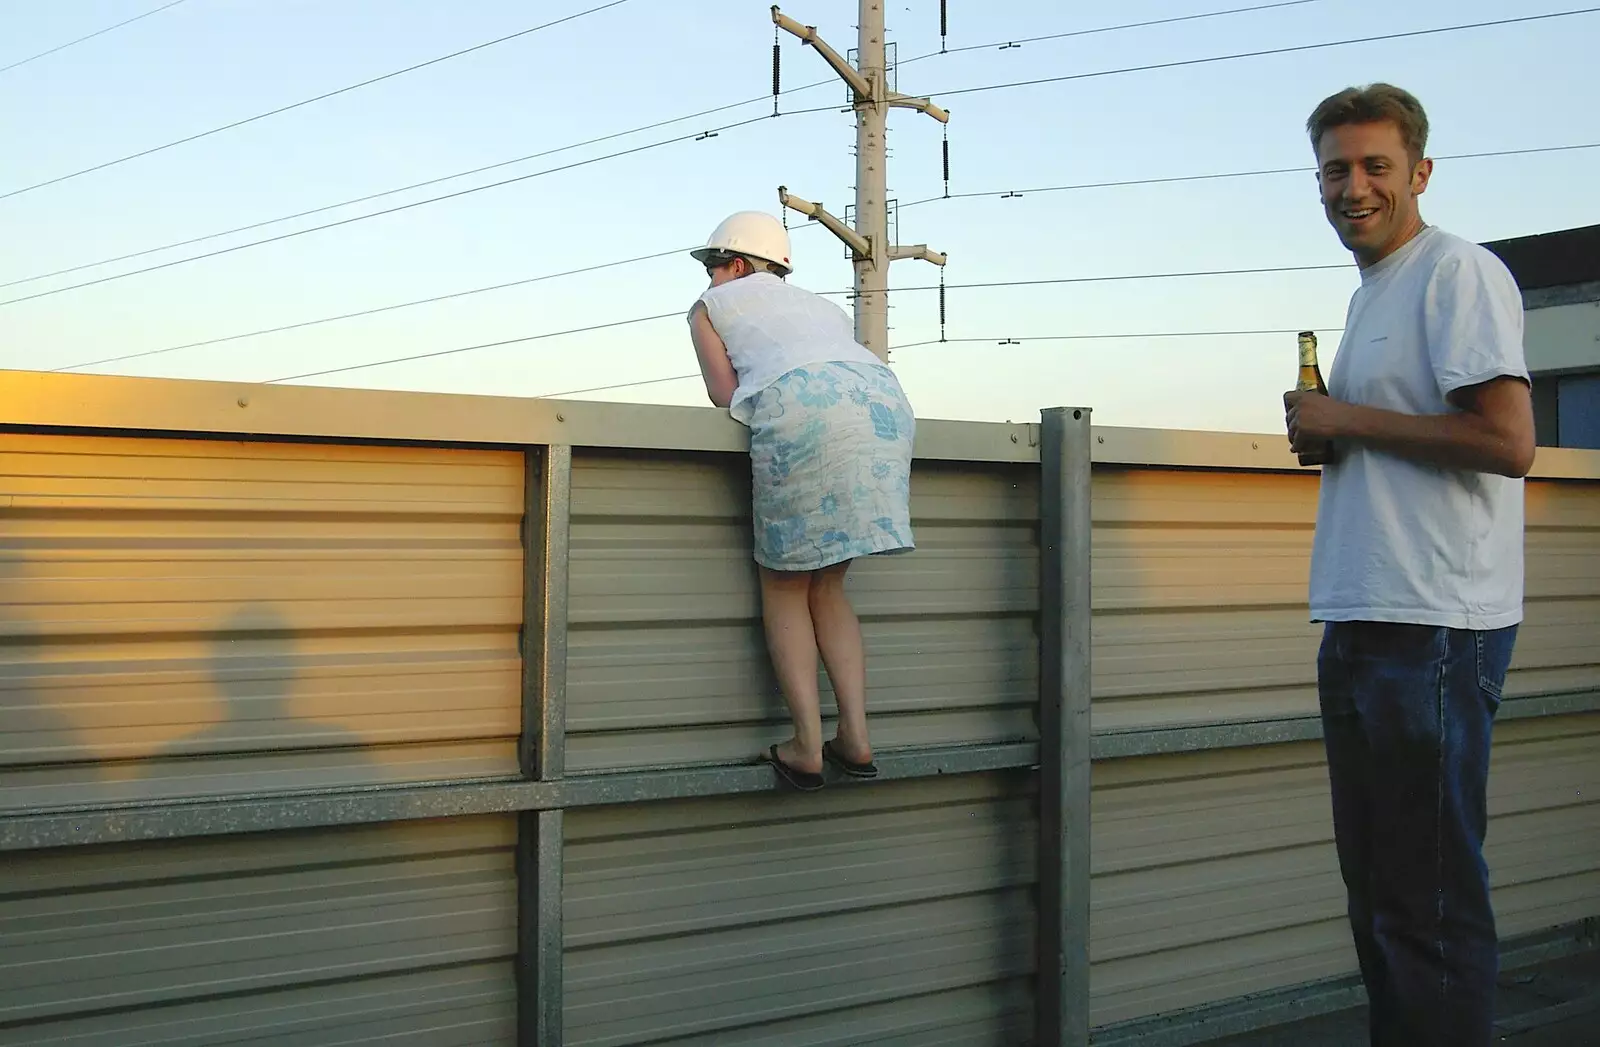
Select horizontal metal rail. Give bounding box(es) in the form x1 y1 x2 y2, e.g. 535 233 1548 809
1092 718 1323 760
1501 689 1600 721
0 741 1039 852
1091 690 1600 760
7 692 1593 854
10 689 1595 853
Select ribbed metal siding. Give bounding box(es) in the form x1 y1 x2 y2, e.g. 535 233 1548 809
564 451 1040 772
1092 470 1600 731
563 774 1037 1045
0 433 525 810
1091 742 1352 1027
1515 480 1600 696
0 815 518 1045
1091 715 1600 1026
1088 468 1600 1028
1091 468 1323 733
1487 714 1600 937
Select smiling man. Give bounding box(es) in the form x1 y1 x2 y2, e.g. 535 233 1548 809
1284 84 1536 1047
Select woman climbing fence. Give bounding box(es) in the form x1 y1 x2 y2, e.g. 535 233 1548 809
685 210 917 791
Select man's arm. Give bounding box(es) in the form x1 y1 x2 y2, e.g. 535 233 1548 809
1285 375 1535 477
1286 245 1535 477
687 302 737 409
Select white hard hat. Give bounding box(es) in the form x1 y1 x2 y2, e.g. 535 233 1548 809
690 211 793 275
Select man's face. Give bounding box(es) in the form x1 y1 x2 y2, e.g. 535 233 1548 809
1315 120 1432 266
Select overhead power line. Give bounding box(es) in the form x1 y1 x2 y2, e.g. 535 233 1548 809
0 0 189 75
542 323 1354 399
0 0 1336 292
920 8 1600 101
536 373 703 399
21 4 1584 362
840 263 1351 298
13 132 1593 297
249 263 1355 384
1 99 836 294
43 135 1588 370
0 95 842 294
0 107 840 309
897 141 1600 209
267 310 685 384
283 321 1356 391
51 248 696 372
52 258 1353 375
889 327 1347 350
0 0 634 202
897 0 1324 64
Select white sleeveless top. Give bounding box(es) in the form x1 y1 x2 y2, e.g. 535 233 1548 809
694 272 882 422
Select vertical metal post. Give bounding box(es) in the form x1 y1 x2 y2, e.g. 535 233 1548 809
517 444 572 1047
854 0 890 362
525 444 571 781
518 809 564 1044
1038 407 1093 1047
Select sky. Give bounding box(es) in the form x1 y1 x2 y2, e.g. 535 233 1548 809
2 0 1597 434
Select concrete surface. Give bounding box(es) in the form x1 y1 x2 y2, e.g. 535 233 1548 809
1206 948 1600 1047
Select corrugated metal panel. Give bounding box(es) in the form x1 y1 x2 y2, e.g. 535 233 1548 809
1091 468 1321 733
1090 714 1600 1028
565 451 1040 772
1090 742 1351 1028
1485 714 1600 936
1092 470 1600 732
563 774 1037 1046
0 433 524 810
1514 480 1600 696
0 816 517 1045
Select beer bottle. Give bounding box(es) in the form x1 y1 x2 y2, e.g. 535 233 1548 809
1295 330 1334 467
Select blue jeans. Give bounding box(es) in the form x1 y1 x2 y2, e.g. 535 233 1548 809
1316 620 1519 1047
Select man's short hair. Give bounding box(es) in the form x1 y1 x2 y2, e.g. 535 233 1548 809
1306 83 1430 165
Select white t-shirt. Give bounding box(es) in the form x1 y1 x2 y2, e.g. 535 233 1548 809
1309 225 1530 630
693 272 882 423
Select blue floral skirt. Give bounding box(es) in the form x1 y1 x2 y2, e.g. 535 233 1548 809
742 361 916 572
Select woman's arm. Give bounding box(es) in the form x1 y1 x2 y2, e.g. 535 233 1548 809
688 302 737 409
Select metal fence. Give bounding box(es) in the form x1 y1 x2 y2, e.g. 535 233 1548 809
3 368 1598 1046
0 371 1094 1046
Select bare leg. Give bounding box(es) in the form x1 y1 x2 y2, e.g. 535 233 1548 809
809 560 872 763
758 565 824 773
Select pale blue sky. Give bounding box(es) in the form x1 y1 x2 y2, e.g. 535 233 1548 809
3 0 1596 432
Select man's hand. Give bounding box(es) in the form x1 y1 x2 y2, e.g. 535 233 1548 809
1284 389 1347 454
1283 378 1535 477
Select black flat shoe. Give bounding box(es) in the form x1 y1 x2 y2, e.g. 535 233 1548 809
823 740 879 779
764 744 825 791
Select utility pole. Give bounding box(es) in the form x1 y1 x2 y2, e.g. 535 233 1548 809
772 3 948 363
